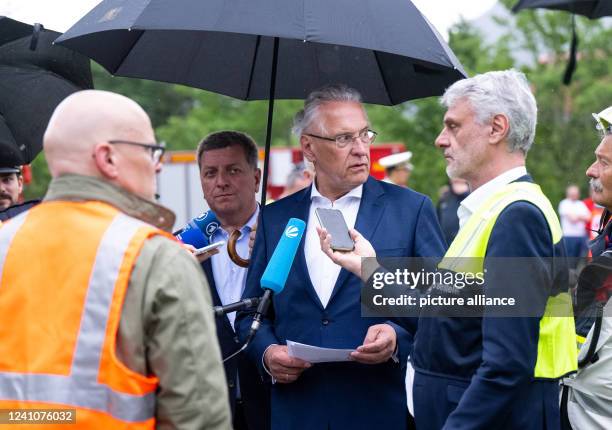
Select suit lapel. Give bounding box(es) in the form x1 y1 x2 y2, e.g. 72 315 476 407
328 177 386 305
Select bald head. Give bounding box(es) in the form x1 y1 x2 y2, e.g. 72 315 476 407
44 90 154 178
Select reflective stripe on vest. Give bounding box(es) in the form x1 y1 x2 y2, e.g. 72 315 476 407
0 210 155 422
439 182 578 379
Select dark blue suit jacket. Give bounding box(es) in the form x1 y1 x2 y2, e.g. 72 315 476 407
201 260 271 430
236 177 445 430
412 176 569 430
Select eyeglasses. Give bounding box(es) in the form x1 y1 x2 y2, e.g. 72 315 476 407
108 140 166 164
305 128 377 148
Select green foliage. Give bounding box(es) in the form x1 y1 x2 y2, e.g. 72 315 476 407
497 0 612 203
156 89 302 151
24 3 612 208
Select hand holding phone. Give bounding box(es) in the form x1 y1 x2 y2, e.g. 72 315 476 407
194 240 225 256
315 208 354 251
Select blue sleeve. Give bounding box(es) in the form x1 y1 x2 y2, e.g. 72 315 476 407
443 202 553 429
414 196 448 258
388 196 448 359
234 211 280 378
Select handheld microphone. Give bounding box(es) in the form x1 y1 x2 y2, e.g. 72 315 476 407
223 218 305 363
175 210 220 248
249 218 306 338
214 297 261 317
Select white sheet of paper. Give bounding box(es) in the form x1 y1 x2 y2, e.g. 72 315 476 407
286 340 355 363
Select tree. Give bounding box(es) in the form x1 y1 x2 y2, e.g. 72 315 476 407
497 0 612 203
23 2 612 207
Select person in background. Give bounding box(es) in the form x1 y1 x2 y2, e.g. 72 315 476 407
436 178 470 244
0 166 41 225
379 151 413 188
196 130 271 430
563 105 612 429
559 184 591 263
0 166 23 209
278 160 314 199
0 90 231 429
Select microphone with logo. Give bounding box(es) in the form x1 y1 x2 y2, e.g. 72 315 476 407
174 210 220 248
223 218 305 363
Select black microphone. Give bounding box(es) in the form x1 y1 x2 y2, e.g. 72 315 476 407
213 297 261 317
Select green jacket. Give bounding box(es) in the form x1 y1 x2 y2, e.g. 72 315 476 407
45 175 232 430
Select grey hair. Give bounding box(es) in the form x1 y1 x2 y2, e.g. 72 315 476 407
292 84 364 136
441 70 537 154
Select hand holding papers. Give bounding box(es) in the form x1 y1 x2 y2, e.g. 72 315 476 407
287 340 355 363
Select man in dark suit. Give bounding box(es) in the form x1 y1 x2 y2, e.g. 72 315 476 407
236 85 446 429
196 131 270 430
319 71 577 430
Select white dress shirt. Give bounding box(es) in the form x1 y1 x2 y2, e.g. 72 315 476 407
457 166 528 228
304 182 363 308
210 206 259 329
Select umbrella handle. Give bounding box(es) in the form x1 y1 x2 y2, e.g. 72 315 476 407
228 230 250 267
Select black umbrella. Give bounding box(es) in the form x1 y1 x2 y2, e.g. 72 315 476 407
56 0 467 205
513 0 612 19
0 17 93 168
512 1 612 85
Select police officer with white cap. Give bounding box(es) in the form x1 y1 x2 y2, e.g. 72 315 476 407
378 151 413 188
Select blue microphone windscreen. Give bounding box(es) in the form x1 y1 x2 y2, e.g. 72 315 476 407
176 224 209 249
260 218 306 294
192 210 220 238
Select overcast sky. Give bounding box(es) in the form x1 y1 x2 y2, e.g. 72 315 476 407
0 0 498 38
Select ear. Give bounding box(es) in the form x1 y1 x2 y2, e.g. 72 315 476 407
16 175 23 194
93 143 120 179
489 113 510 145
254 167 262 191
300 135 316 164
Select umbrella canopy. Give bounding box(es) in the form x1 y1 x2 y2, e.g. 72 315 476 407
513 0 612 19
56 0 467 205
56 0 466 105
0 17 93 167
512 0 611 85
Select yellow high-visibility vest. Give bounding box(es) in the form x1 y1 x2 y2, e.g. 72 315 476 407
439 181 577 379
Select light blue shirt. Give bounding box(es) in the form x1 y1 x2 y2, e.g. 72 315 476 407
210 206 259 329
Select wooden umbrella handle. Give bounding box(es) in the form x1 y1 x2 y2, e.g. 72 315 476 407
227 230 250 267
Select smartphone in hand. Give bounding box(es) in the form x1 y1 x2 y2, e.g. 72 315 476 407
194 241 225 256
315 208 354 251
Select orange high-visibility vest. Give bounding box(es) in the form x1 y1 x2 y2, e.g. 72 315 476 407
0 200 173 429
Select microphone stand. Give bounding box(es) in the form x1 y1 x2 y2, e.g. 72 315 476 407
222 290 273 363
213 297 261 317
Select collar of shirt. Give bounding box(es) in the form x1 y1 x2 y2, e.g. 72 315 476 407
457 166 527 228
212 204 259 240
310 181 363 205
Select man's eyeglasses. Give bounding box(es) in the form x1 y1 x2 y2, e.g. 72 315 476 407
108 140 166 164
305 128 377 149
